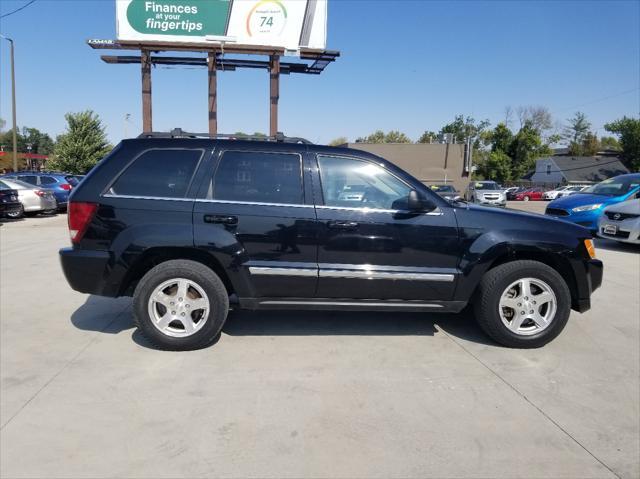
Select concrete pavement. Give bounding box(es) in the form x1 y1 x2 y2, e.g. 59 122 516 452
1 213 638 478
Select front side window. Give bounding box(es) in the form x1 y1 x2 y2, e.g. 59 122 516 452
109 149 202 198
213 151 302 204
317 155 411 210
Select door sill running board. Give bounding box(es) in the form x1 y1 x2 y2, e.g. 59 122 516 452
258 300 444 308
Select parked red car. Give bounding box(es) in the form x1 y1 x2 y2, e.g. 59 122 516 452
514 187 545 201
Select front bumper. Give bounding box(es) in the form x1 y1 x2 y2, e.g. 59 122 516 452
476 198 506 207
545 209 601 231
597 218 640 244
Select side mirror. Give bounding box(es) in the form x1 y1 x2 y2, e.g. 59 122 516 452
407 190 436 212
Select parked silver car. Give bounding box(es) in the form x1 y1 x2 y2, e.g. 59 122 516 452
597 199 640 245
465 181 507 207
0 178 57 218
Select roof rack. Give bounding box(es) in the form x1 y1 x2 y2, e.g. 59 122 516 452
137 128 312 144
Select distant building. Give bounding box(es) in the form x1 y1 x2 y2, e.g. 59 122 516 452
345 143 472 193
530 153 629 185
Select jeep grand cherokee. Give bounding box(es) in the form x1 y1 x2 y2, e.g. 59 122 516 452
59 132 602 350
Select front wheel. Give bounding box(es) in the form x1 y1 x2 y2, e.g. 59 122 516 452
473 260 571 348
133 260 229 350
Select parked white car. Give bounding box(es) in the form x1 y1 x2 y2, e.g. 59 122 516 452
597 199 640 244
0 178 57 218
544 185 589 200
556 185 589 198
543 186 571 200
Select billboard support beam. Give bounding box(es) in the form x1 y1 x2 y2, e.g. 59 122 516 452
141 49 152 133
269 55 280 137
207 52 218 135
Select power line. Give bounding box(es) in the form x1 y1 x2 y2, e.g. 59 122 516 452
559 87 640 113
0 0 37 19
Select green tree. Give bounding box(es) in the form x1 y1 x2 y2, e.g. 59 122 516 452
600 136 621 151
356 130 411 143
476 150 512 183
22 127 54 155
440 115 490 148
489 123 513 153
50 111 111 174
328 137 348 146
581 132 600 156
417 131 438 143
605 117 640 170
384 130 411 143
564 112 591 148
508 122 550 179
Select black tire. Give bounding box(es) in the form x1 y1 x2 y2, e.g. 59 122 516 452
6 205 24 219
473 260 571 348
133 260 229 351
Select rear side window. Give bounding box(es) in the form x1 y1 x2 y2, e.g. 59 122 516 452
213 151 302 204
109 149 202 198
40 176 58 185
18 175 38 185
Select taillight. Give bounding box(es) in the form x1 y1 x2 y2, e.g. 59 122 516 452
34 190 45 197
68 202 98 244
60 183 72 191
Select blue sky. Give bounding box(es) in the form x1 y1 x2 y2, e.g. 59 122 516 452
0 0 639 145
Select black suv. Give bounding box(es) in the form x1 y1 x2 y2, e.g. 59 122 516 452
60 132 602 350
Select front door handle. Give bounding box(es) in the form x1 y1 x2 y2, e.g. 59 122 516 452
204 214 238 225
327 220 359 230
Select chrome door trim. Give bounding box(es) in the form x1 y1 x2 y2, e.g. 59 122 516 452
102 193 194 202
318 269 454 282
196 198 314 209
315 205 443 216
249 267 318 277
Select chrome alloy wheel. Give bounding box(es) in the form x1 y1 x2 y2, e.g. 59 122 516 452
498 278 557 336
147 278 210 338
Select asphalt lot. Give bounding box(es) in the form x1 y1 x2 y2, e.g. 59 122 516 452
1 203 639 478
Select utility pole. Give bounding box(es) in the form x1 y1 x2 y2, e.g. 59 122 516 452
0 34 18 172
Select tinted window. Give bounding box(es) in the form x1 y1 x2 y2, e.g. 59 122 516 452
213 151 302 204
317 155 411 210
18 175 38 185
40 176 58 185
110 149 202 198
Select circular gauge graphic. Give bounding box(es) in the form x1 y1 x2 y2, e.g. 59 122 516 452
246 0 288 37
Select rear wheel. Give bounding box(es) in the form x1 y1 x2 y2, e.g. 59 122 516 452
5 205 24 219
473 260 571 348
133 260 229 350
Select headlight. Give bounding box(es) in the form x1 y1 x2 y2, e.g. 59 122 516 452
572 203 602 212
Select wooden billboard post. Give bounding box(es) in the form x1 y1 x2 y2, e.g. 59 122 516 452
141 49 152 133
207 52 218 135
93 41 339 137
269 55 280 137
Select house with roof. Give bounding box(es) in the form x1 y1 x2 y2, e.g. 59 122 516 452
529 153 629 185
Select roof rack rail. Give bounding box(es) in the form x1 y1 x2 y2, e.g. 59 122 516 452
137 128 312 144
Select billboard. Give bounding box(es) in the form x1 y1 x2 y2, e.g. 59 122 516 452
116 0 327 50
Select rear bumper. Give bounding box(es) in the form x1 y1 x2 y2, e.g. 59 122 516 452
59 247 116 296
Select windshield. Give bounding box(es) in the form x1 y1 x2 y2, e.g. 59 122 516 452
431 185 455 193
475 182 499 190
582 177 640 197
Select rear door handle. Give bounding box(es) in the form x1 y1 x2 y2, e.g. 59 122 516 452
327 220 359 230
204 214 238 225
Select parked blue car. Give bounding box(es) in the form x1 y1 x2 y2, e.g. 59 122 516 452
545 173 640 232
0 172 75 209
